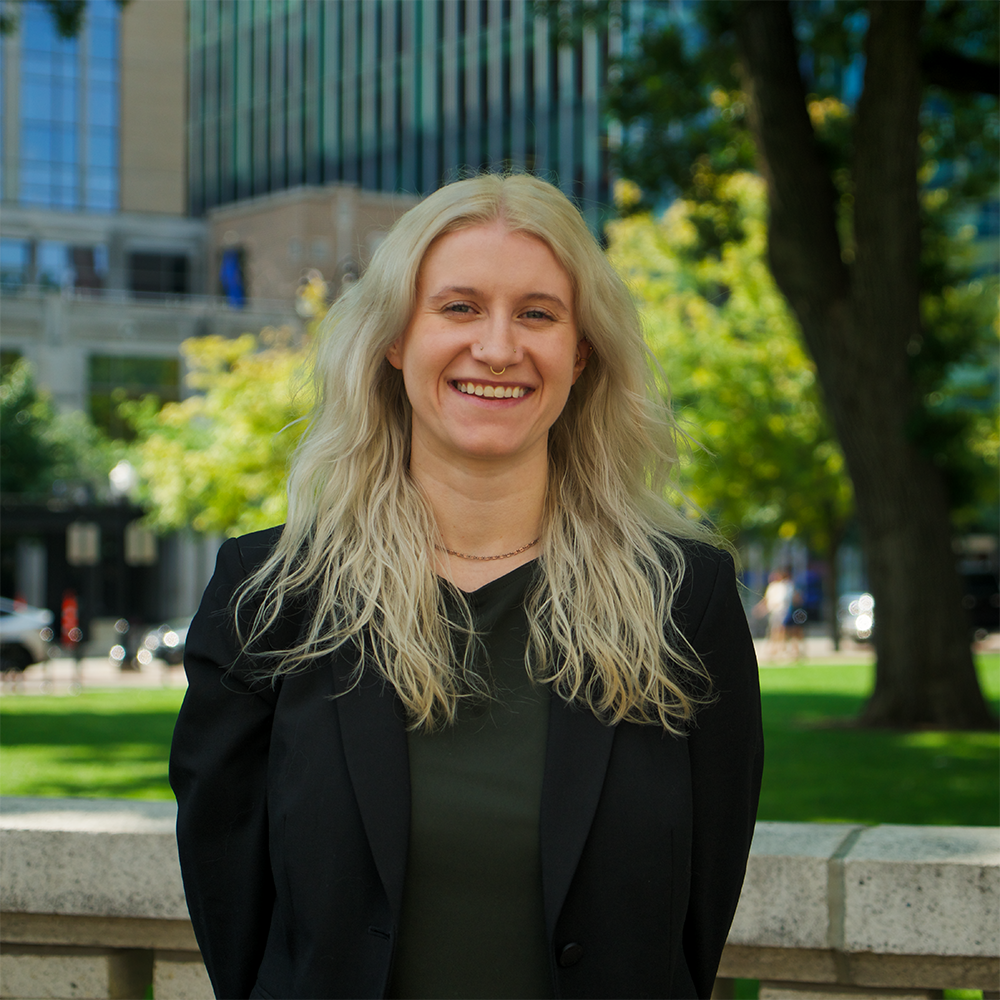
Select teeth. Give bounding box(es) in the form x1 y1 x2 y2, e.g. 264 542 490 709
456 382 526 398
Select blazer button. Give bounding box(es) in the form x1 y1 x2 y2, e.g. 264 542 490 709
558 943 584 968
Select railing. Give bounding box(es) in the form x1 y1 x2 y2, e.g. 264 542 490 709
0 283 297 316
1 798 997 1000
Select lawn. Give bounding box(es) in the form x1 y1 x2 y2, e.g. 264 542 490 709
1 688 185 800
1 656 998 825
756 652 1000 826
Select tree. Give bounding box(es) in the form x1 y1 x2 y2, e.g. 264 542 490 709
127 328 312 537
608 0 997 728
606 172 854 634
0 1 130 39
0 359 120 498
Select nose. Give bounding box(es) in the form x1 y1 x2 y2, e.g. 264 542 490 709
475 315 521 369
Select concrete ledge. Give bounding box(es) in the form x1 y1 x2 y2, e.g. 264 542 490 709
718 944 1000 990
843 823 1000 956
728 821 864 950
0 945 152 1000
152 951 212 1000
0 798 186 921
2 798 998 998
1 914 198 951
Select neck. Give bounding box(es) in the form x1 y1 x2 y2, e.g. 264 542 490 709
409 445 548 589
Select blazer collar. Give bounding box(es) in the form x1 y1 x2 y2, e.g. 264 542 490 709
539 696 617 937
333 650 411 925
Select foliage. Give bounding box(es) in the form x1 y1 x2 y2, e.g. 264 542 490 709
607 172 853 552
606 0 999 533
960 290 1000 533
126 328 313 536
0 0 131 39
0 359 121 498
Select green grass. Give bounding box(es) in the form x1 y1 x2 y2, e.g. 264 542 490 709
0 688 185 799
1 658 998 825
756 654 1000 826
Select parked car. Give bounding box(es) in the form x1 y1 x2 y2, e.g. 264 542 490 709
0 598 54 673
138 617 192 666
838 592 875 642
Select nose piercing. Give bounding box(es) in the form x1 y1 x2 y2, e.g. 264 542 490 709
490 366 506 376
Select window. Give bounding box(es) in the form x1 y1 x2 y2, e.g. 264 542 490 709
17 0 119 212
0 239 31 292
88 355 180 439
20 3 80 209
84 1 119 212
128 252 190 297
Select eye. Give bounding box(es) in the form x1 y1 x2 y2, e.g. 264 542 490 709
521 307 556 321
443 302 477 315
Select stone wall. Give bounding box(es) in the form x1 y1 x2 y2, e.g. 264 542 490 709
1 798 997 1000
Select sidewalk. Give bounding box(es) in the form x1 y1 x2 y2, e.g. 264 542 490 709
754 633 875 668
0 655 188 695
2 630 996 694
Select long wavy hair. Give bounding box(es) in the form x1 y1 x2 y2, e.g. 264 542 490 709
235 173 716 732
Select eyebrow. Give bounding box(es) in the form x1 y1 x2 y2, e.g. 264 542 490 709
426 285 570 311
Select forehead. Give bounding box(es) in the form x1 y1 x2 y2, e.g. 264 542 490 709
417 222 572 292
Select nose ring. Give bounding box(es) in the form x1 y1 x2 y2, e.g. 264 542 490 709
490 366 506 376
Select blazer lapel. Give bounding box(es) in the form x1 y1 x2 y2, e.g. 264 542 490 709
333 651 411 925
539 697 616 937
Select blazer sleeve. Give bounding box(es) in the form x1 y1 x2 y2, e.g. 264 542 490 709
680 548 764 999
169 535 280 1000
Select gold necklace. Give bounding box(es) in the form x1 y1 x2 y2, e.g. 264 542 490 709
436 537 540 561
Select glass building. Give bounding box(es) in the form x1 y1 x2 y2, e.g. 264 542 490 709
7 0 119 213
188 0 622 229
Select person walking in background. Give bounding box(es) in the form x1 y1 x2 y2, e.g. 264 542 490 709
756 568 794 660
170 173 763 1000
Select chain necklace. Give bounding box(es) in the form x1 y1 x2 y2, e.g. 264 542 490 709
436 536 540 561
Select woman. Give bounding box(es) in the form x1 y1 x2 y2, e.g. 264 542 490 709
170 173 763 1000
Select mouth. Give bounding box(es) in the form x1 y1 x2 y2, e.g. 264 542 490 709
452 380 531 399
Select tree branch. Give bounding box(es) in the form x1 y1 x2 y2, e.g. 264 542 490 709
734 1 849 322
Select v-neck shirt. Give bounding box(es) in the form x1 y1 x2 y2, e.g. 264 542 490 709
387 560 553 999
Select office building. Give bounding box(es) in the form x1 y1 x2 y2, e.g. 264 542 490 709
188 0 621 231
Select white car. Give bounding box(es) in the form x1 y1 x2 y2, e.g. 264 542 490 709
0 598 54 673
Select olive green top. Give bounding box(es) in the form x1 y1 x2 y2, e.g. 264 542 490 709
387 561 553 1000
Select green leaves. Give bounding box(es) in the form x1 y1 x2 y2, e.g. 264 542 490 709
128 330 313 536
608 172 853 551
0 359 120 498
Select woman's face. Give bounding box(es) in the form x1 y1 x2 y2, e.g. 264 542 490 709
387 222 589 469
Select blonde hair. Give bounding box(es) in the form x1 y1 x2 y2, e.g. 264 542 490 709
236 173 716 732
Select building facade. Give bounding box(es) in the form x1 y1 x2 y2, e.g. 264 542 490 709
0 0 235 631
188 0 624 231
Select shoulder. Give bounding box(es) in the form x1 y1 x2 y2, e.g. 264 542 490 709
662 537 740 641
219 524 285 576
197 524 286 630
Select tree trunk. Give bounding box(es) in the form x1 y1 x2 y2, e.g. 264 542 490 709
825 518 844 653
736 0 993 728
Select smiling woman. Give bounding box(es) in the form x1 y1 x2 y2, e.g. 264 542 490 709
170 174 763 1000
385 222 590 587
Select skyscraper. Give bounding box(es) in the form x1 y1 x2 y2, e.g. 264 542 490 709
188 0 620 231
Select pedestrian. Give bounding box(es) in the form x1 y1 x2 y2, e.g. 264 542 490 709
756 569 794 660
170 173 763 1000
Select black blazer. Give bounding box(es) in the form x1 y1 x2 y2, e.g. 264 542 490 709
170 526 763 1000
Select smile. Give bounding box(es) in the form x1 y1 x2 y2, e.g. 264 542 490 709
453 381 529 398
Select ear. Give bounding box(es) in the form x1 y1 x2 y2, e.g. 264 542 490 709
386 338 404 370
572 338 592 383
